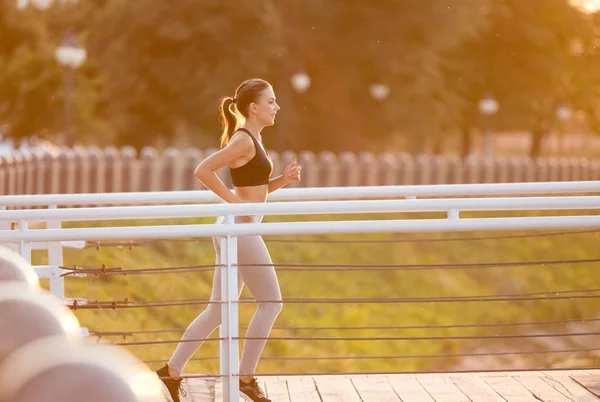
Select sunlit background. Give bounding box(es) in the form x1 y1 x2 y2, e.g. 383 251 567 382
2 0 600 159
3 0 600 386
571 0 600 13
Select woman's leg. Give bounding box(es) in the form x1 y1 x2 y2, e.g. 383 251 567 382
168 237 244 373
237 234 283 377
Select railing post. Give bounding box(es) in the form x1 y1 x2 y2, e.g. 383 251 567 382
448 209 460 220
0 206 16 253
47 205 65 301
17 220 31 263
219 213 240 402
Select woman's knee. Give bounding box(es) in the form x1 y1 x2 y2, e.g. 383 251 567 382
258 299 283 317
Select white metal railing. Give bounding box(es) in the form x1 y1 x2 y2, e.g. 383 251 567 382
0 181 599 207
3 180 597 303
1 196 600 223
1 181 599 300
1 182 600 402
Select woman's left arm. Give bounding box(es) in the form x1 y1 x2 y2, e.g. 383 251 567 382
268 160 302 193
268 175 288 193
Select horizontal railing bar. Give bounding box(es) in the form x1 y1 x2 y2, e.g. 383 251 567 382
1 197 599 222
1 215 600 242
0 181 598 206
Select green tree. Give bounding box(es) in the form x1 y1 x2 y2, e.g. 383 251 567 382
82 0 284 148
0 0 103 143
76 0 493 151
567 10 600 136
270 0 493 153
445 0 588 158
9 0 594 156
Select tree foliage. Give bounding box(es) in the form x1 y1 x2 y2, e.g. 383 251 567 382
81 0 284 147
0 0 104 142
1 0 599 155
445 0 590 156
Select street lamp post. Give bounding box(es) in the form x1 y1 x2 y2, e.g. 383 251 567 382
17 0 84 147
478 94 499 157
281 71 311 150
556 104 573 154
54 31 86 147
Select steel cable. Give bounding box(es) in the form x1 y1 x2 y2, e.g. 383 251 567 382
68 288 600 310
140 346 600 364
82 229 600 249
59 257 600 277
110 331 600 346
88 317 600 338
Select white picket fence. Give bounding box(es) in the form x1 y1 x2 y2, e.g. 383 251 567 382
1 145 600 196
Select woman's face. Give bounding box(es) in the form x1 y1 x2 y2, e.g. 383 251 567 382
251 86 280 126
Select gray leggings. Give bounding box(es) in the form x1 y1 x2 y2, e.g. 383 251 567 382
168 216 283 375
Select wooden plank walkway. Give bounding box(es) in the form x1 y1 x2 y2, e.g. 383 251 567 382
182 369 600 401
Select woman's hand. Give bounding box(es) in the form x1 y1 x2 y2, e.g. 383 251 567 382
283 160 302 184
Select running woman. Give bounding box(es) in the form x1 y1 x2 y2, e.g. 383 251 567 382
156 78 302 402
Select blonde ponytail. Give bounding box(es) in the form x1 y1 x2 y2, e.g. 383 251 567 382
219 97 239 148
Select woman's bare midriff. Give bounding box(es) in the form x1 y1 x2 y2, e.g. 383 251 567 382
234 184 269 203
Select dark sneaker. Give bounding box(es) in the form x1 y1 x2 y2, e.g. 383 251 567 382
240 377 271 402
155 364 187 402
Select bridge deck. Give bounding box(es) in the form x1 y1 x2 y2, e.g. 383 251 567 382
181 369 600 402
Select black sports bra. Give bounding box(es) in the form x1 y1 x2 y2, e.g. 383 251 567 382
229 128 273 187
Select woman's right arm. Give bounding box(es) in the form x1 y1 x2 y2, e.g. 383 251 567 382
194 134 253 203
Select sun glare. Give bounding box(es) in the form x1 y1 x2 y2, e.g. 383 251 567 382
570 0 600 13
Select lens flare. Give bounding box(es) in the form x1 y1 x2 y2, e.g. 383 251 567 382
570 0 600 13
27 271 40 287
129 372 165 399
59 314 81 339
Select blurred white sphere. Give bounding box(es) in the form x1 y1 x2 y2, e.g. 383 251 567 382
16 0 78 10
0 283 81 366
478 95 499 115
0 336 169 402
31 0 52 9
15 0 52 9
290 72 311 93
369 83 390 101
556 105 573 121
0 246 39 288
54 45 87 68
